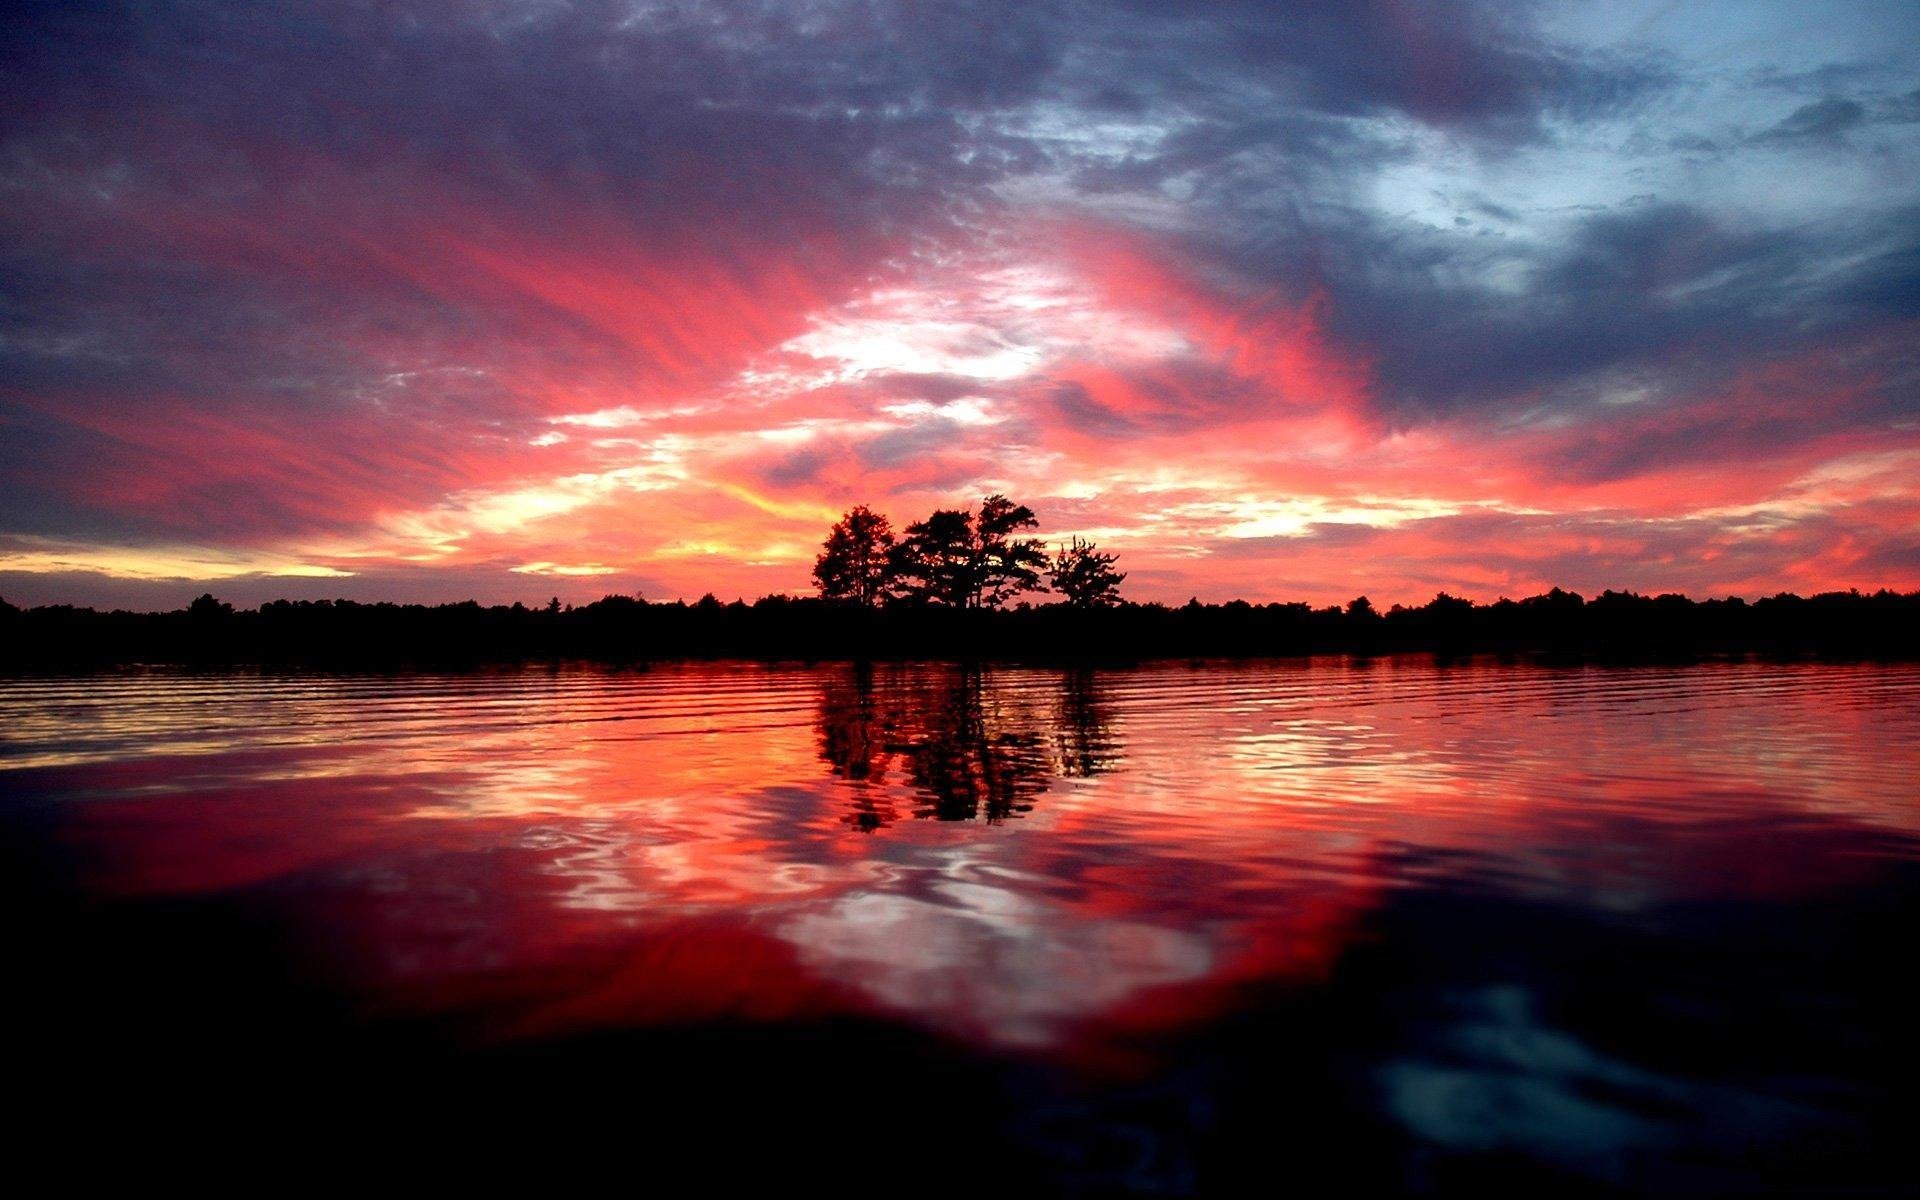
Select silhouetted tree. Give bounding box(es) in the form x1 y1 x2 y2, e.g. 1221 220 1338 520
188 593 233 620
893 496 1048 609
892 508 977 606
813 505 897 607
1049 537 1126 608
974 495 1048 608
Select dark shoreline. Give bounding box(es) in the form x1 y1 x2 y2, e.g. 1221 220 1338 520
4 587 1917 669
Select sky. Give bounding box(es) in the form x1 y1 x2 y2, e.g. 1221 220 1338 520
2 1 1917 609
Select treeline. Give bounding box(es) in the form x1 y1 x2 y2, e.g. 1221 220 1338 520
3 587 1917 668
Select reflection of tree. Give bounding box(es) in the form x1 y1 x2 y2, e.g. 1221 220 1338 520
815 663 901 832
815 666 1123 831
1054 668 1121 778
899 671 1051 823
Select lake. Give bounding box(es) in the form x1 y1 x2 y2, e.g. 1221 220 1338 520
3 659 1915 1195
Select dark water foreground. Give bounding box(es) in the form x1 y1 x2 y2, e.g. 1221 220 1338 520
2 660 1915 1195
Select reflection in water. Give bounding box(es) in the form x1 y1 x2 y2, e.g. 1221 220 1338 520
1054 668 1123 779
817 664 1121 828
2 660 1917 1193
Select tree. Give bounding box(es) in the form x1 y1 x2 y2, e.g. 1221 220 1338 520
1048 537 1126 608
813 505 896 607
973 495 1049 608
891 508 975 606
187 593 233 620
891 496 1050 609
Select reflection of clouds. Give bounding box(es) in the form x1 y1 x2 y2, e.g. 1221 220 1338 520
1377 985 1812 1180
520 823 656 914
783 878 1211 1047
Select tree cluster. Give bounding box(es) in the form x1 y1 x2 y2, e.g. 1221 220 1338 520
811 496 1126 610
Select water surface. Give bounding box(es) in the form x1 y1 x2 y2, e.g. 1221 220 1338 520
3 660 1915 1194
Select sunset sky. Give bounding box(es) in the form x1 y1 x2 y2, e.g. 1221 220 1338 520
3 0 1917 608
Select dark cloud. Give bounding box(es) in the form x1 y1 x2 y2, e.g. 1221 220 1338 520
756 445 837 489
1179 195 1920 442
861 372 995 404
853 420 972 470
1048 380 1139 438
1754 96 1869 143
1085 0 1667 141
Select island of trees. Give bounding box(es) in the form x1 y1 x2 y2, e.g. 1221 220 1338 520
3 494 1917 667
